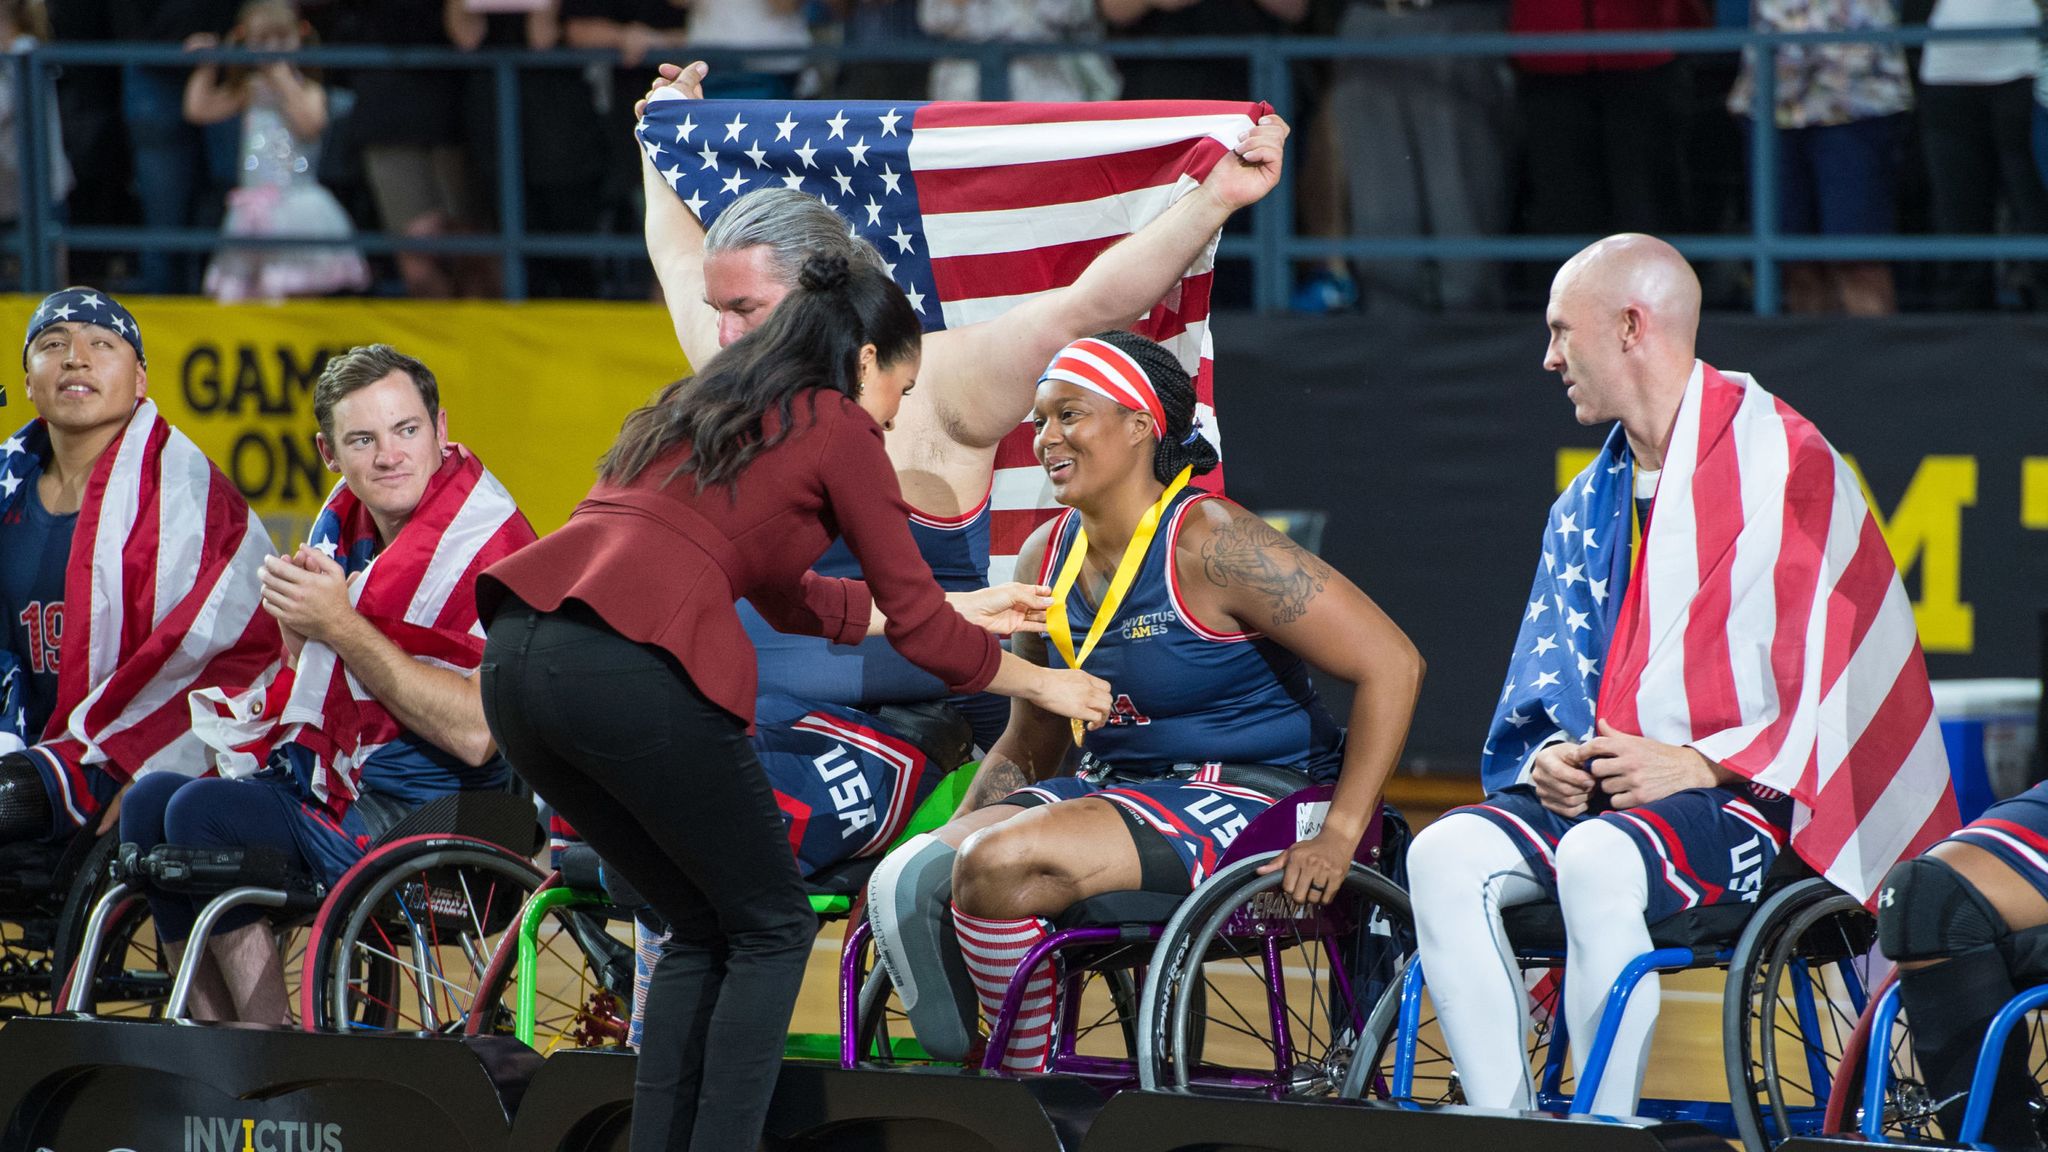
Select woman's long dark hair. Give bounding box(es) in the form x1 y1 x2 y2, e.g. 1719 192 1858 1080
600 255 921 491
1085 329 1220 484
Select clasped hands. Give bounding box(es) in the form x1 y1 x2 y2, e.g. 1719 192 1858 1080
1530 720 1725 817
259 546 361 662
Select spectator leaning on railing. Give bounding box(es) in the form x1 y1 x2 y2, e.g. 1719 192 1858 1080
113 0 241 295
446 0 606 298
327 0 483 299
1727 0 1912 314
0 0 74 283
1916 0 2048 310
1510 0 1701 238
1327 0 1515 312
920 0 1123 101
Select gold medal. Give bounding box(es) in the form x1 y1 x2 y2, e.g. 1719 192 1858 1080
1047 466 1194 749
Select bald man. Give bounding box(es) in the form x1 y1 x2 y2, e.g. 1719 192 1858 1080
1404 234 1946 1117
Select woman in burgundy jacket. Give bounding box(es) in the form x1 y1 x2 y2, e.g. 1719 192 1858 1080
476 255 1110 1152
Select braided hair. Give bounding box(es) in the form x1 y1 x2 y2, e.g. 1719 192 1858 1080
1084 329 1220 484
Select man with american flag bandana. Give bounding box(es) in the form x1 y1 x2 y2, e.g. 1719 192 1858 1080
1405 235 1956 1119
0 287 279 846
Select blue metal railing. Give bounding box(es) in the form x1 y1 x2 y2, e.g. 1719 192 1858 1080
12 27 2048 312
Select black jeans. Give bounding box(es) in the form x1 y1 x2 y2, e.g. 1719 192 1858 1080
480 600 816 1152
1919 79 2048 310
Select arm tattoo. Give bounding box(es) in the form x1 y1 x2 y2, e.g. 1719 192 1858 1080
1200 514 1332 625
962 756 1029 811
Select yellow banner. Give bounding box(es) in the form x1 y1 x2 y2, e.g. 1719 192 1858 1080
5 295 691 542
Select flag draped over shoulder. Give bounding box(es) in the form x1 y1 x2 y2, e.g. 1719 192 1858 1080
636 93 1261 580
0 401 280 827
1486 363 1958 904
190 446 534 818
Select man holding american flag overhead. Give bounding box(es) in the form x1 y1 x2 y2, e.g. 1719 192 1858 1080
635 63 1283 754
0 288 279 846
1406 235 1958 1119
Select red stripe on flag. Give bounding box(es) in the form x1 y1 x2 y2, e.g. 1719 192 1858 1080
119 423 170 657
912 100 1265 130
913 139 1227 216
1797 652 1935 864
993 508 1064 557
1725 406 1838 775
930 236 1125 312
1819 515 1897 699
1682 374 1747 738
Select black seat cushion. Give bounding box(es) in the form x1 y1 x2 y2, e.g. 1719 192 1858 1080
373 789 540 854
872 702 973 773
1504 899 1759 955
806 856 880 901
2006 924 2048 985
1054 889 1185 929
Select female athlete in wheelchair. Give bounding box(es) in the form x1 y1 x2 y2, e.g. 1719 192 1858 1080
860 329 1425 1078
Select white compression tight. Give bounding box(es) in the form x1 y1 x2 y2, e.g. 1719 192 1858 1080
1408 811 1658 1117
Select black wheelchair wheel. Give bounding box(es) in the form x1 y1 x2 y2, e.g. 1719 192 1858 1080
1725 877 1878 1152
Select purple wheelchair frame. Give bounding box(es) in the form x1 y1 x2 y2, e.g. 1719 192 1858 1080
838 784 1387 1086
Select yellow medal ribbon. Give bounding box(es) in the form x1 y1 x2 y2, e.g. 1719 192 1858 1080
1046 466 1195 747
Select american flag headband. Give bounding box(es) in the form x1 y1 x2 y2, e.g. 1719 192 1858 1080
1039 338 1203 446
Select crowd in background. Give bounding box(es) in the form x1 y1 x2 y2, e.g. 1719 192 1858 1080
5 0 2048 312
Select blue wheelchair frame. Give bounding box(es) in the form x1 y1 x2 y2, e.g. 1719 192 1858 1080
1391 937 1870 1140
1858 979 2047 1148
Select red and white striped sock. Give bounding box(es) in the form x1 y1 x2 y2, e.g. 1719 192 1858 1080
951 903 1057 1073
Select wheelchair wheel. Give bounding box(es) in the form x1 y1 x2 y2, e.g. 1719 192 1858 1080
464 880 634 1052
1139 853 1410 1098
302 835 544 1033
1725 877 1879 1152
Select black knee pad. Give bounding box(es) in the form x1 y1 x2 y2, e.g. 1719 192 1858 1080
0 752 52 842
1879 856 2008 962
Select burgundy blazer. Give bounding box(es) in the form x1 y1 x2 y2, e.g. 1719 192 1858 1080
477 390 1001 729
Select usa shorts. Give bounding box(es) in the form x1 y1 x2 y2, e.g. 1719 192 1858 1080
1002 767 1279 889
1461 784 1793 924
1945 780 2048 905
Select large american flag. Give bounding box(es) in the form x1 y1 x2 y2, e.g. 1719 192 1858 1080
0 400 281 828
1485 363 1957 904
636 94 1259 581
190 446 534 818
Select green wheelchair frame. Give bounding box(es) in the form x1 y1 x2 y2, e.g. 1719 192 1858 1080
508 763 980 1056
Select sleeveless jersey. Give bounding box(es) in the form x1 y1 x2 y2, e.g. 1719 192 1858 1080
1044 490 1345 781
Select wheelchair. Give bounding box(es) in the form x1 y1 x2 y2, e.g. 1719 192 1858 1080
65 785 547 1033
1828 927 2048 1147
0 825 168 1019
841 771 1412 1100
1356 852 1878 1152
460 700 978 1056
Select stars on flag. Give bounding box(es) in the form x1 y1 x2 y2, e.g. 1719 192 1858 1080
641 102 943 327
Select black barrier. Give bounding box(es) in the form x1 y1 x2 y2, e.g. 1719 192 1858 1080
0 1016 538 1152
1081 1090 1733 1152
1211 312 2048 771
505 1049 632 1152
766 1064 1104 1152
507 1054 1105 1152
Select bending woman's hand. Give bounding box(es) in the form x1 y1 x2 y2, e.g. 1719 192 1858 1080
947 582 1053 636
1027 666 1112 727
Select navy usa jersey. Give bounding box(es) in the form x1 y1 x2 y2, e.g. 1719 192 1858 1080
1043 490 1345 780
